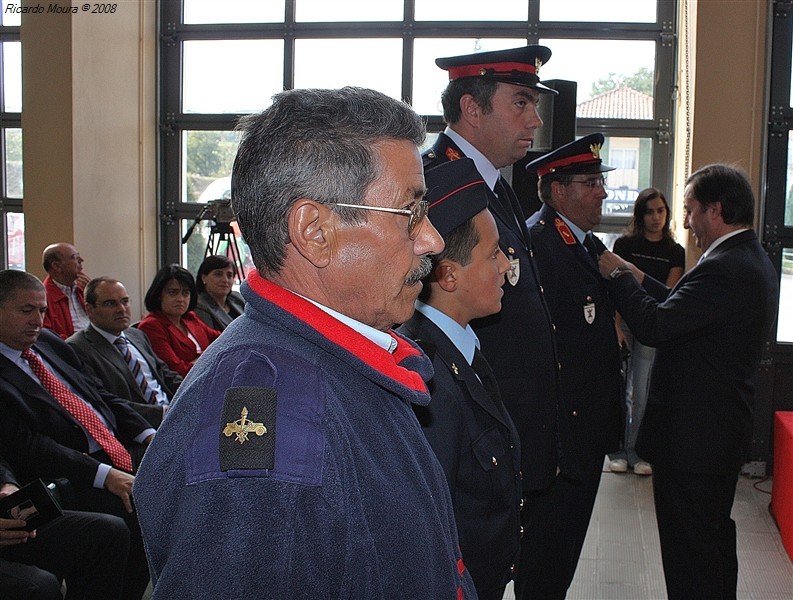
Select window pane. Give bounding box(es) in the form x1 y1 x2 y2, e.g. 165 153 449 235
183 40 284 114
183 0 284 24
182 130 240 203
5 212 25 270
294 39 402 99
539 39 655 115
3 41 22 112
415 0 527 21
296 0 402 22
4 128 22 198
1 9 20 26
412 38 526 115
540 0 656 23
786 132 793 227
602 136 654 216
779 248 793 343
181 218 254 282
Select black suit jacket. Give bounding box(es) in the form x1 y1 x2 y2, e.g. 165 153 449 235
0 329 151 489
611 230 779 474
67 326 182 427
398 311 521 592
527 204 622 464
423 134 562 491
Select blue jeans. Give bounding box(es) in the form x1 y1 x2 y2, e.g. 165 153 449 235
610 327 655 466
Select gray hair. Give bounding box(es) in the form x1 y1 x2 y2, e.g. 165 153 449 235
232 87 427 275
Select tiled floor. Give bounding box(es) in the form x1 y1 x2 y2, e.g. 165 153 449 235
503 461 793 600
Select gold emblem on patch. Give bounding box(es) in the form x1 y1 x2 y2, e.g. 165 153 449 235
223 406 267 444
590 143 602 159
445 147 462 161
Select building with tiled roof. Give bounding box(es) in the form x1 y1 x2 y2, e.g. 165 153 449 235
576 85 653 120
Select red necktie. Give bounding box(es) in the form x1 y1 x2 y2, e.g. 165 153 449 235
22 349 134 473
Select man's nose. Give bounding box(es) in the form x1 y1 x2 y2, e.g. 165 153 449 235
414 219 445 256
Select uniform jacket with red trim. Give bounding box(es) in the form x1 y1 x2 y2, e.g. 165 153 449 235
43 275 85 340
526 204 622 464
134 272 477 600
398 310 521 595
137 310 220 377
424 133 562 491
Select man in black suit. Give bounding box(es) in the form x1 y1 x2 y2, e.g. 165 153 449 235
423 46 566 599
523 133 623 596
68 276 182 428
0 455 130 599
0 269 156 600
398 159 521 600
599 164 779 599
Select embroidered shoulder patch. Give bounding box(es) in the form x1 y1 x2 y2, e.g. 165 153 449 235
554 218 577 246
219 386 277 471
445 147 462 161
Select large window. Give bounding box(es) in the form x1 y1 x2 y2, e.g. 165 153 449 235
0 11 22 269
765 2 793 347
159 0 677 269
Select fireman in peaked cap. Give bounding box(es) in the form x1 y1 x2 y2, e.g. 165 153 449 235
520 132 622 597
423 43 571 600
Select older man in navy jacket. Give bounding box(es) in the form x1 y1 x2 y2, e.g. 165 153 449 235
599 164 779 599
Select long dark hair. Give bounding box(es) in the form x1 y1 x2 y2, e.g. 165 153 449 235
626 187 674 241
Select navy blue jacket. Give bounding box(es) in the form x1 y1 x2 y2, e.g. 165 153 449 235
134 272 477 599
527 204 622 467
424 134 562 491
398 311 521 595
611 230 779 474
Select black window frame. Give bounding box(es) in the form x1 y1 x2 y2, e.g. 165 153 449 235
158 0 678 264
0 23 21 269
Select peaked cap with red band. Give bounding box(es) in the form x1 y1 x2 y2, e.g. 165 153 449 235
526 132 616 178
424 158 489 237
436 45 558 95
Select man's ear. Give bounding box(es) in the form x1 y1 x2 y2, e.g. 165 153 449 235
287 199 335 268
435 260 459 293
459 94 483 128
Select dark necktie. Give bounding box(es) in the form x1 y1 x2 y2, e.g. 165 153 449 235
22 349 133 472
114 337 156 404
583 232 600 265
471 347 502 405
493 176 527 244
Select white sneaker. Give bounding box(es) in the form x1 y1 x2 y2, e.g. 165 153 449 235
609 458 628 473
633 461 653 476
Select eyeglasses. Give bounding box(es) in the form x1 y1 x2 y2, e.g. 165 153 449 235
568 176 608 189
329 200 429 240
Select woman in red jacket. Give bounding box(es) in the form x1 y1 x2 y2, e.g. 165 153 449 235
138 265 221 377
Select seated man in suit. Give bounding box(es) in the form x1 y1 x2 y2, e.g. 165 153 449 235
397 159 521 600
41 243 90 339
0 269 156 600
68 277 183 428
0 455 130 600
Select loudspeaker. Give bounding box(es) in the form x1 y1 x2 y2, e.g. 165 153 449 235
511 79 578 218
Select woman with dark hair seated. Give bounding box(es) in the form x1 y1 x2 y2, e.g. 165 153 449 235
138 265 221 377
194 255 246 332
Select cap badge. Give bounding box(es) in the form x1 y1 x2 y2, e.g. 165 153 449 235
445 147 462 161
223 406 267 444
590 143 602 160
535 57 543 75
